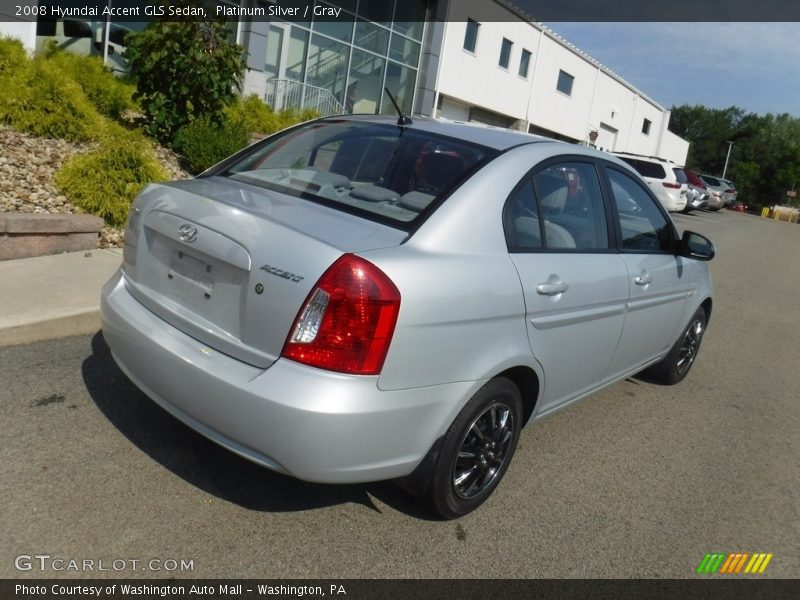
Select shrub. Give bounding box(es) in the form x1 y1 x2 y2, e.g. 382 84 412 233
55 133 167 226
125 20 244 143
0 37 27 77
226 95 319 136
0 56 106 142
172 114 250 174
43 48 136 119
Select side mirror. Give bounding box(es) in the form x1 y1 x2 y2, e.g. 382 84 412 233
679 230 714 261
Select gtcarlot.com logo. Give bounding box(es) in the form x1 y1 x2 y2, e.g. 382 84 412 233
696 552 773 574
14 554 194 573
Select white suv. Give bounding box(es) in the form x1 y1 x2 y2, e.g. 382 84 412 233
611 153 688 212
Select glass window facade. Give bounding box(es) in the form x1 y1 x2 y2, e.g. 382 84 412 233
267 0 427 115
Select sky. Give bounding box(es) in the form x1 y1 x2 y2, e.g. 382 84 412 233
543 23 800 117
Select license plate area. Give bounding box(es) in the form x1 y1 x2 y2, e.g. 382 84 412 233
142 231 248 338
168 249 215 301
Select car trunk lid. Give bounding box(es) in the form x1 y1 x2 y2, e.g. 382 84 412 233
122 177 407 368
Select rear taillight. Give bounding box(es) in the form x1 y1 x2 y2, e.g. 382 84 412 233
281 254 401 375
724 188 734 194
662 182 682 189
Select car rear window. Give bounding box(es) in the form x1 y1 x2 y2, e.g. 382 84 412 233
700 175 720 187
619 157 666 180
221 120 496 228
672 168 688 184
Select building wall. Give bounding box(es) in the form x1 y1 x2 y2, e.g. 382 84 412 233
0 20 37 52
658 129 691 166
526 33 598 142
437 16 539 121
434 0 689 164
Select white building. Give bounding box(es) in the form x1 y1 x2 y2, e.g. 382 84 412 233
430 2 688 163
0 0 689 163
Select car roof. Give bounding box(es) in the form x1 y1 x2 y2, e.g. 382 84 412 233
323 114 553 151
611 151 677 166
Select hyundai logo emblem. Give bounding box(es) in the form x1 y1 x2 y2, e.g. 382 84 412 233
178 224 198 243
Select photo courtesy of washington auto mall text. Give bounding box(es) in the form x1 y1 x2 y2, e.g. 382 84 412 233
12 582 349 598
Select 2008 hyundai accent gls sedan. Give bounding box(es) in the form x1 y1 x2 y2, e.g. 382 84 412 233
101 115 714 518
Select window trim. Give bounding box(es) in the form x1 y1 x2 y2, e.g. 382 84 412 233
463 18 480 54
503 156 619 255
598 161 680 255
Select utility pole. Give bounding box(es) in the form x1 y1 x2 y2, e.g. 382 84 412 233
722 140 733 180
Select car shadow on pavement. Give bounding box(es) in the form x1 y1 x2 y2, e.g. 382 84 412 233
82 332 438 520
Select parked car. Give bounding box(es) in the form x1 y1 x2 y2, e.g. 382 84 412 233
720 178 739 206
611 153 688 212
730 200 748 213
698 174 733 210
101 116 714 518
683 168 710 211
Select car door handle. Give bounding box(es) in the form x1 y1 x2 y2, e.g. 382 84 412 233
536 281 569 296
634 274 653 286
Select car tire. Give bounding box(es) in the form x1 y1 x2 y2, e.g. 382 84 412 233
427 377 523 519
647 306 707 385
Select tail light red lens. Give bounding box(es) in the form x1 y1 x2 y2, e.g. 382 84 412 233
662 182 682 189
281 254 401 375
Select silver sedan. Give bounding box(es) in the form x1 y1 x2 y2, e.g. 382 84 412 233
101 116 714 518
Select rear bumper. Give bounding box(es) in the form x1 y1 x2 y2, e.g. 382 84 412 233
685 197 708 211
100 269 475 483
666 193 688 212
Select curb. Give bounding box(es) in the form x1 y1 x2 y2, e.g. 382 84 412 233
0 308 103 347
0 248 122 348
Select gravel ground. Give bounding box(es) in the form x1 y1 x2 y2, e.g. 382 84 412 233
0 126 190 249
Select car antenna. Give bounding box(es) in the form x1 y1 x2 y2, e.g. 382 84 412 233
384 87 412 127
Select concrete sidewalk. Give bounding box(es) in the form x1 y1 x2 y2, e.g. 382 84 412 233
0 249 121 347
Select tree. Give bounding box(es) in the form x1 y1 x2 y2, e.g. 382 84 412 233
669 105 800 208
125 17 244 143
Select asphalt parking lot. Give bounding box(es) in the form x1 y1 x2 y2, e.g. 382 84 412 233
1 209 798 579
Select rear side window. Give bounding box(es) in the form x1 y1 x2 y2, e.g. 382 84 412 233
607 168 673 253
223 121 495 227
700 175 720 187
504 180 542 250
620 157 666 180
505 162 609 251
